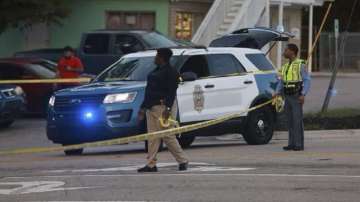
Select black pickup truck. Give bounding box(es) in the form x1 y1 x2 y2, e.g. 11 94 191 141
15 30 183 75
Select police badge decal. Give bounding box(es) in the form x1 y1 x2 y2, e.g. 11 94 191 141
193 85 205 112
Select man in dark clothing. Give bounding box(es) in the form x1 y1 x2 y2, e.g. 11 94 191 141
138 48 189 173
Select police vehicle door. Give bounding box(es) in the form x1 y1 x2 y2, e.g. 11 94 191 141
177 54 257 123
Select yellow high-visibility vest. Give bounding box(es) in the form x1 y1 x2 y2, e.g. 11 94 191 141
280 59 304 87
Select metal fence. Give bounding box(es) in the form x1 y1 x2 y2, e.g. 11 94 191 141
319 32 360 72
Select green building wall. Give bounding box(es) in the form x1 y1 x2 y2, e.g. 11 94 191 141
0 29 25 57
0 0 169 57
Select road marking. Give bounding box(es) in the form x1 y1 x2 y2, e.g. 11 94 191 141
40 162 254 174
41 162 213 173
29 201 168 202
0 181 98 195
6 173 360 180
186 167 255 172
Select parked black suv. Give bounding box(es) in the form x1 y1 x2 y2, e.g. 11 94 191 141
15 30 184 75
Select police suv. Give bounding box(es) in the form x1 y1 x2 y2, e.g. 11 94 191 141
0 85 26 128
47 28 290 155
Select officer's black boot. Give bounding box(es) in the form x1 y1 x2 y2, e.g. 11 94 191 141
283 146 294 151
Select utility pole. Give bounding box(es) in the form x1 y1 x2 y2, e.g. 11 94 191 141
321 19 340 113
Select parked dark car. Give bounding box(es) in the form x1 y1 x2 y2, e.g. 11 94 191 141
0 85 26 128
0 58 57 114
15 49 63 63
14 30 183 75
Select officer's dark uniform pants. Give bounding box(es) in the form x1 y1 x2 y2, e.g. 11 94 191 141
285 94 304 149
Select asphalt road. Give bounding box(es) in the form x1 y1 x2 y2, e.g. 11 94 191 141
1 119 360 202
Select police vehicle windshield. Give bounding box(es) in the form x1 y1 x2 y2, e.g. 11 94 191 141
96 56 179 82
141 32 179 48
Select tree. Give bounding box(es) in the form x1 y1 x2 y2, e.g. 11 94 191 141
0 0 70 33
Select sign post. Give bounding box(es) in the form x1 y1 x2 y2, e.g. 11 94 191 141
321 19 340 113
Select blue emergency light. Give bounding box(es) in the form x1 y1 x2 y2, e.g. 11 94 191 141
82 109 95 122
84 112 93 119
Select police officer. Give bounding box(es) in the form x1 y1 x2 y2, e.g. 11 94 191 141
137 48 189 172
274 44 311 151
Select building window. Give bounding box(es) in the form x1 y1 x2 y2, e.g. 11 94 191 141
106 11 155 30
175 12 193 40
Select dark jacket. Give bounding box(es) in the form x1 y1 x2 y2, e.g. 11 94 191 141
141 63 180 109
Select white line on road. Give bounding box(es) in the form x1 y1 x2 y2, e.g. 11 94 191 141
6 173 360 180
39 162 256 174
29 201 168 202
0 181 99 195
41 162 214 173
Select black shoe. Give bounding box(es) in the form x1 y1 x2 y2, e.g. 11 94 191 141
283 146 294 151
179 162 189 171
137 165 158 173
293 147 304 151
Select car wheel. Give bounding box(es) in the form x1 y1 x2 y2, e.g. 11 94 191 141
144 140 164 152
64 149 83 156
0 120 14 128
243 105 274 145
177 135 195 148
63 145 84 156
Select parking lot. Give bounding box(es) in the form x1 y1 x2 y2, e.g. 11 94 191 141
1 118 360 202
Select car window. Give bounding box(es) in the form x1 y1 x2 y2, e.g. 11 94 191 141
96 56 179 82
246 53 274 71
207 54 245 76
115 35 144 54
0 64 24 79
34 61 57 71
180 55 209 78
141 32 178 48
27 64 56 79
83 34 110 54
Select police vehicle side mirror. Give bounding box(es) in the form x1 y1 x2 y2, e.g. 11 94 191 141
181 72 198 82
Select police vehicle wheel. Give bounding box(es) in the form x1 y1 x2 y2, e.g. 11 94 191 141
177 135 195 148
144 140 164 152
64 148 84 156
0 120 14 128
243 105 274 145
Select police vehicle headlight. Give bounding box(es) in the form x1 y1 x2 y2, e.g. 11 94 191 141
103 92 137 104
49 96 55 107
14 86 24 96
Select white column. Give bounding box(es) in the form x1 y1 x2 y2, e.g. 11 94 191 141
276 1 284 69
265 0 271 27
308 4 314 73
264 0 271 56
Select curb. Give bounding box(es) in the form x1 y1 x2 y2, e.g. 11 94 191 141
274 129 360 140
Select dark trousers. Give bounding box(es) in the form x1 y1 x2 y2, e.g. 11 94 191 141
285 94 304 148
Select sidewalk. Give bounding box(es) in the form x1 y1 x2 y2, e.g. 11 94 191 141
274 129 360 140
209 129 360 142
304 74 360 112
311 72 360 78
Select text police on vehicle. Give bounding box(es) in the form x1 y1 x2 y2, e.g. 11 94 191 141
46 28 289 155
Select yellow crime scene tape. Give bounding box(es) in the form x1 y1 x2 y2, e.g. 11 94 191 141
0 70 278 85
0 78 91 84
0 99 283 156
